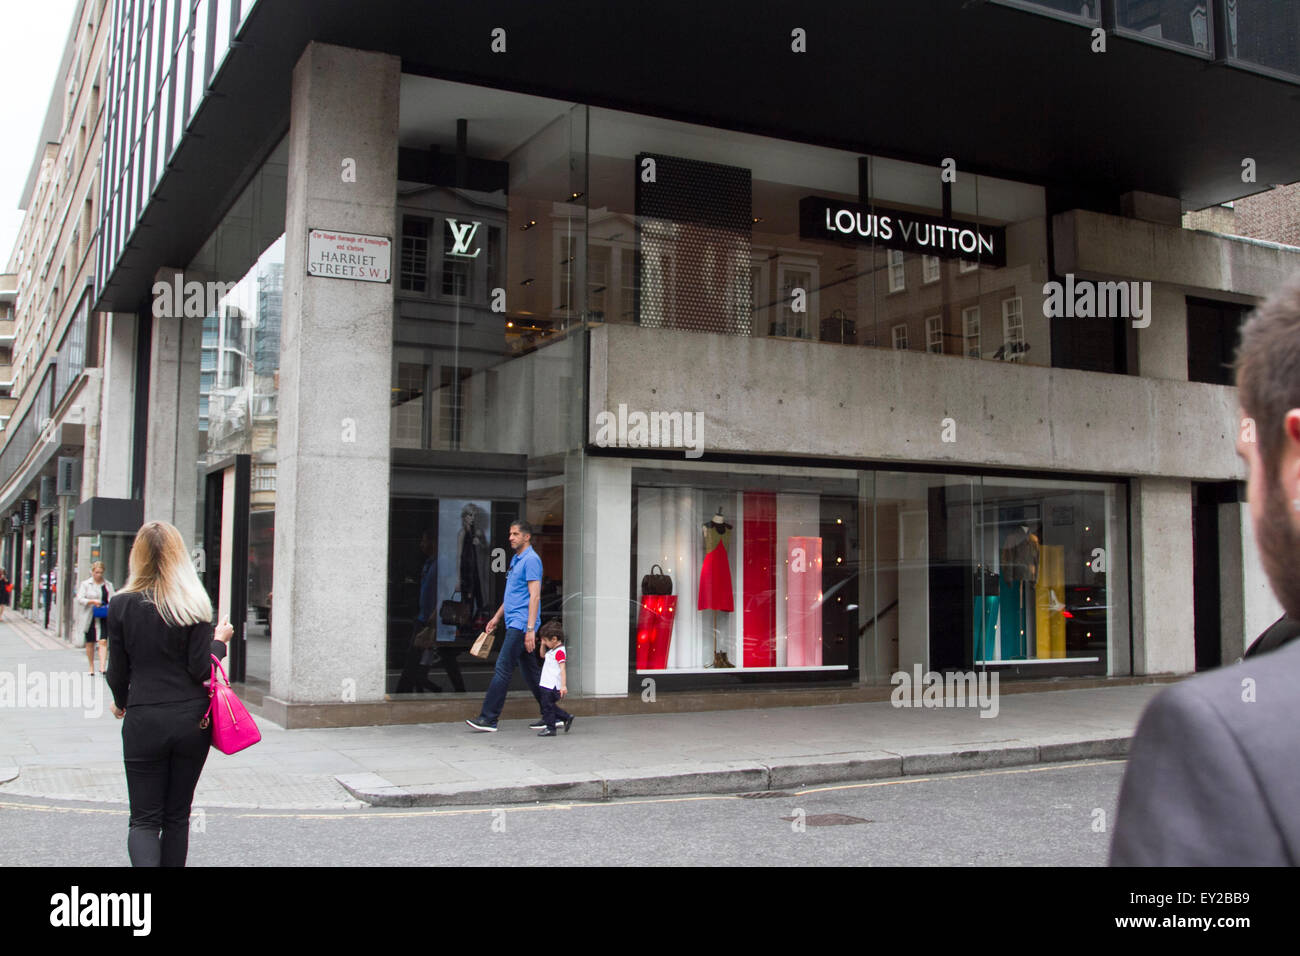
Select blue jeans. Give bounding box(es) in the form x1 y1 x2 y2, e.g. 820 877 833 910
477 627 543 725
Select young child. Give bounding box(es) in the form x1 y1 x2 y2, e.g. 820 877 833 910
536 620 574 736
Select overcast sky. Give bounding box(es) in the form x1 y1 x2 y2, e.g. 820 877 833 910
0 0 82 270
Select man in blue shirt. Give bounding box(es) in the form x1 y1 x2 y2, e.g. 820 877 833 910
467 520 547 731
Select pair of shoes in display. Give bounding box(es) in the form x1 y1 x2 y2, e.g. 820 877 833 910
465 717 497 732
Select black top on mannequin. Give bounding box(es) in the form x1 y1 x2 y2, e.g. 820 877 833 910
703 508 733 531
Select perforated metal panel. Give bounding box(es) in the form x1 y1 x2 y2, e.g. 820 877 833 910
635 153 753 335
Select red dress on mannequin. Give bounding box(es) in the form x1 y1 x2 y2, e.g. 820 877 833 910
698 523 735 611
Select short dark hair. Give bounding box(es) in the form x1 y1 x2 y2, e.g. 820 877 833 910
538 619 564 643
1236 273 1300 483
511 519 534 537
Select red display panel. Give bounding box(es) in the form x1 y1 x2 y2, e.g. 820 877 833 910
743 491 777 667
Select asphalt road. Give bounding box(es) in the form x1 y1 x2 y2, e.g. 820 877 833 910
1 759 1126 866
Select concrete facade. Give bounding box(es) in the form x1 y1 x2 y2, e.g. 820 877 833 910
143 268 202 537
588 323 1244 481
1129 477 1197 676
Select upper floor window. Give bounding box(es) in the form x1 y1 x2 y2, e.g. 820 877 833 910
400 216 430 293
1002 297 1025 361
888 250 906 293
962 306 981 358
892 323 909 350
441 218 472 298
922 255 941 284
926 315 943 353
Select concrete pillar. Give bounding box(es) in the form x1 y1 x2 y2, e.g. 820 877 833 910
267 43 400 708
1130 477 1195 674
1136 285 1189 381
143 270 202 540
1219 500 1284 661
579 456 631 696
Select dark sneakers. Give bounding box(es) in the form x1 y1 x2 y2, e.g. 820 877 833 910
563 716 575 733
465 717 498 732
528 720 547 730
537 727 557 737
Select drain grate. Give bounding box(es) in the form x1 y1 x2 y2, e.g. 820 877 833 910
737 790 795 799
781 813 872 827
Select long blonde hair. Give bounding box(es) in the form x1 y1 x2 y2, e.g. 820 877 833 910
118 521 213 627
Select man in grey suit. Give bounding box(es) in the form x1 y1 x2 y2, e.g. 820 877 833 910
1111 274 1300 866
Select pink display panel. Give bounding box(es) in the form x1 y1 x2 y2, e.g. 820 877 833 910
786 536 823 666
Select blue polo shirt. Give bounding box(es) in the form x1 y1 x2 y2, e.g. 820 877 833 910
504 545 543 630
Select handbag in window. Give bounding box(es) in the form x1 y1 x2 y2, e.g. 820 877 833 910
640 564 673 596
439 592 472 627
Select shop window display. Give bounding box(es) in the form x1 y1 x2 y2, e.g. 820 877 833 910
631 468 858 674
871 472 1125 681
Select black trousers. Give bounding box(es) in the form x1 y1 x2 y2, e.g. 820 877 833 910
539 687 572 730
122 698 212 867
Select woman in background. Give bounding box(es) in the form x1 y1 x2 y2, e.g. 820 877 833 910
0 567 11 621
76 562 115 674
106 521 232 867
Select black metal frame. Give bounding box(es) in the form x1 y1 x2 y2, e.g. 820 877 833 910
203 455 251 682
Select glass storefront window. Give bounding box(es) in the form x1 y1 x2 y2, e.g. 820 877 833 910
872 471 1126 682
587 107 1049 365
388 78 588 695
187 135 287 686
630 465 860 674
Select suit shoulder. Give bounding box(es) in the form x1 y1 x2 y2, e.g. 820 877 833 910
1158 640 1300 731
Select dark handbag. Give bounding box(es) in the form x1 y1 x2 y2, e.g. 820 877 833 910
412 622 438 649
641 564 673 596
439 592 472 627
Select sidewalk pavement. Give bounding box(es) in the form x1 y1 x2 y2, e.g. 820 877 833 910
0 618 1167 810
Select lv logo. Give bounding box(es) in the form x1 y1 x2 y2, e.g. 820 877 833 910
447 219 482 258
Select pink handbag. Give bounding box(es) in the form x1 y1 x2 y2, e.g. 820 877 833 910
201 654 262 754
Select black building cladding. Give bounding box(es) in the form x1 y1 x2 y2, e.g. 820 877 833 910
94 0 1300 318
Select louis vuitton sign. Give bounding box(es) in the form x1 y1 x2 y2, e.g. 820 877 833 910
799 196 1007 268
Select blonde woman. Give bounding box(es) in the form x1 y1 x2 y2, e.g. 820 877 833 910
105 521 233 867
75 562 116 674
